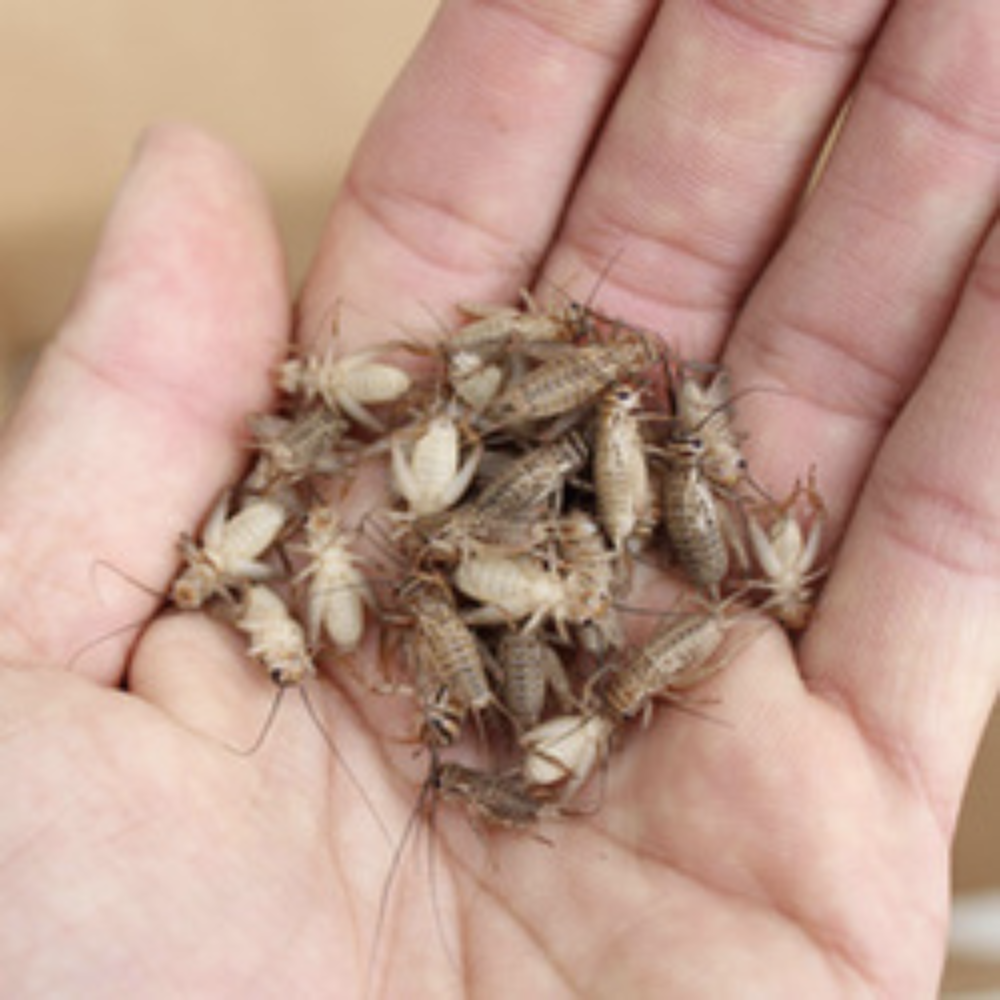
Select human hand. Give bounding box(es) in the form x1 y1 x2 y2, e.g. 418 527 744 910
1 1 998 997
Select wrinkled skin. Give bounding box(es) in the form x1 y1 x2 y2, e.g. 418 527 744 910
1 2 998 997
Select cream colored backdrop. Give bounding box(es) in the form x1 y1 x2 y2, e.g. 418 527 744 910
0 0 436 405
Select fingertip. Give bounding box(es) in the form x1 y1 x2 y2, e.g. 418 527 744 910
68 120 290 404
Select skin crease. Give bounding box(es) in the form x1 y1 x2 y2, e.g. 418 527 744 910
0 0 998 996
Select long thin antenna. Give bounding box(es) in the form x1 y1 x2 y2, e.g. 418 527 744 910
226 678 393 848
364 758 436 1000
66 617 147 671
228 685 288 757
90 557 165 603
297 683 393 847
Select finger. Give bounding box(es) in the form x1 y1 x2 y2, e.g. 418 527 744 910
725 1 1000 526
298 0 659 346
127 611 403 848
801 215 1000 834
536 0 891 352
125 611 303 762
0 125 289 682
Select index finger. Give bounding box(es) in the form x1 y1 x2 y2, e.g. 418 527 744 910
298 0 659 346
0 126 289 681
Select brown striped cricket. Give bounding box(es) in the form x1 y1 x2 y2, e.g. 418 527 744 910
404 432 588 566
449 291 575 356
243 404 351 493
383 574 509 748
484 330 660 432
494 630 575 733
653 368 780 597
657 433 746 596
443 288 587 412
670 364 750 492
593 381 656 558
364 749 554 999
592 598 743 726
471 431 589 518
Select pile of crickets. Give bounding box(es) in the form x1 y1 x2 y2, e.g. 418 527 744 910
168 293 825 827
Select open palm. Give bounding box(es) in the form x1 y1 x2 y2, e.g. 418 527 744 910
1 2 998 998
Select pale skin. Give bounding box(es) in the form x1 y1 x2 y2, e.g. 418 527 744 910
0 0 998 996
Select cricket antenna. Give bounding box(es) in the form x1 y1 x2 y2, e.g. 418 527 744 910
298 682 394 847
227 677 393 849
227 683 289 757
90 557 166 603
364 752 440 1000
65 617 147 672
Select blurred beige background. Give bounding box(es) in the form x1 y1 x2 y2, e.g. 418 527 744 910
0 0 437 407
0 2 996 991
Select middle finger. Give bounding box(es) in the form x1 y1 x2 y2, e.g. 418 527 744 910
539 0 890 355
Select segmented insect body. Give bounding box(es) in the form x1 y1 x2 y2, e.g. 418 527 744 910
552 511 622 649
278 349 411 431
672 368 748 490
556 510 616 581
453 544 566 631
410 504 550 570
446 294 580 412
407 632 468 746
366 752 543 986
171 492 288 610
454 535 613 641
391 412 483 517
594 384 654 554
521 713 614 798
244 405 348 491
747 476 826 629
573 615 625 658
446 351 505 411
472 433 588 518
433 761 543 829
401 580 493 713
599 610 726 721
496 631 573 730
450 294 571 355
487 338 654 426
227 585 394 856
660 437 732 593
234 583 315 686
410 433 586 564
293 506 371 652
